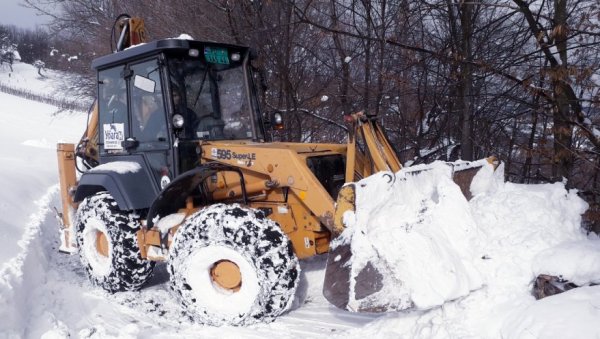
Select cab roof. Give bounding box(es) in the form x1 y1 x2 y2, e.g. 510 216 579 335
91 39 250 71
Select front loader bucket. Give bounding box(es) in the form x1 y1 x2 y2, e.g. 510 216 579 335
323 158 498 312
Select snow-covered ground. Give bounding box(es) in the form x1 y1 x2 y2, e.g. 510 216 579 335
0 62 599 338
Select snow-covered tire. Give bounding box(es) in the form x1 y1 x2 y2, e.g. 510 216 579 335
76 191 154 292
167 203 300 326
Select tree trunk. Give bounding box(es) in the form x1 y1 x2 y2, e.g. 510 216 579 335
459 1 474 160
361 0 372 113
374 0 387 117
551 0 573 181
330 0 351 116
522 107 539 183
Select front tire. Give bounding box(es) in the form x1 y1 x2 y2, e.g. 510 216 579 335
168 203 300 326
76 191 154 292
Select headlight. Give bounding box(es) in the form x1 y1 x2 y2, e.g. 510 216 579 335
172 114 185 128
271 112 284 130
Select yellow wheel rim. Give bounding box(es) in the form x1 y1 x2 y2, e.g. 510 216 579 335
210 260 242 292
95 231 109 257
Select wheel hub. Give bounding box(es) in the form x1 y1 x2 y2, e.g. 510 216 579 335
210 260 242 292
95 231 109 257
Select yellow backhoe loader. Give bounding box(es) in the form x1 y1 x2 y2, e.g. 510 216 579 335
56 16 496 325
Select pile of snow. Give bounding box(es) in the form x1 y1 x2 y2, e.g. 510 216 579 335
532 240 600 286
340 160 599 338
502 285 600 339
89 161 142 174
173 33 194 40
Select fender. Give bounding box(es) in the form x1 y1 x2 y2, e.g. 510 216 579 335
74 158 159 210
146 163 246 228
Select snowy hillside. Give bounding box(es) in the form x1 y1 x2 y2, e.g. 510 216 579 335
0 63 599 338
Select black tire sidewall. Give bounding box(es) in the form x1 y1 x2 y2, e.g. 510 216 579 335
76 191 154 292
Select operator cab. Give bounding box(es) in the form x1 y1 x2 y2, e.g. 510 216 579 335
92 39 265 185
93 39 265 149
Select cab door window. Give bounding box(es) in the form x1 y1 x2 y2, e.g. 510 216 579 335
98 65 128 153
129 59 168 148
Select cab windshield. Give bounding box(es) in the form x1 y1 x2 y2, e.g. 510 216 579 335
168 57 261 141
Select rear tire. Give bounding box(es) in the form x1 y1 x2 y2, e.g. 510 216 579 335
76 192 154 292
168 203 300 326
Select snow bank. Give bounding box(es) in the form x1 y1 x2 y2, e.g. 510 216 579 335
0 187 56 336
471 177 589 288
0 68 86 337
532 239 600 286
502 285 600 339
341 161 595 338
0 91 85 260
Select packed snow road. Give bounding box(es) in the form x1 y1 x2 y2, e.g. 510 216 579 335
17 192 380 338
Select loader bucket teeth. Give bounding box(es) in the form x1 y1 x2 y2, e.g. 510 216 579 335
323 243 390 312
324 184 356 309
324 182 390 312
323 243 352 310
